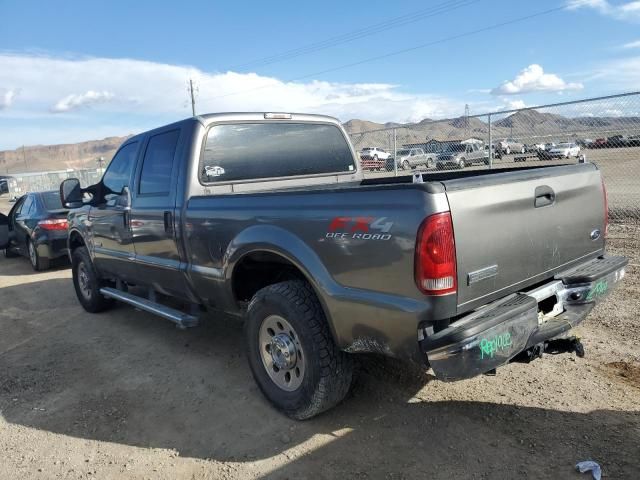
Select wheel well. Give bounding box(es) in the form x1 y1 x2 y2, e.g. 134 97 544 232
232 251 306 304
69 231 85 252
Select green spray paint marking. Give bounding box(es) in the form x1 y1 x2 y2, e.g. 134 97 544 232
479 332 512 360
586 280 608 301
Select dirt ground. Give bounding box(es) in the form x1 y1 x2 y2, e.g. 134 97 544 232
0 205 639 479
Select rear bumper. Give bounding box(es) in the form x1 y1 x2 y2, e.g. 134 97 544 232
419 255 627 381
34 231 69 260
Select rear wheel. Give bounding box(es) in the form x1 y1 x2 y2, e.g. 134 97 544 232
28 239 49 271
402 160 410 170
426 158 434 169
71 246 114 313
458 158 466 169
245 280 353 420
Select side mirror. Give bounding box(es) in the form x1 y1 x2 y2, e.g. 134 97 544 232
0 213 8 250
60 178 84 209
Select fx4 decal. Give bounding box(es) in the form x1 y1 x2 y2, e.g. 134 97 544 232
325 216 393 241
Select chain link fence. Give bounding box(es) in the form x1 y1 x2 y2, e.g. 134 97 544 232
348 92 640 224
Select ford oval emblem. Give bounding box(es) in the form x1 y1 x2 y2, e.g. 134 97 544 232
590 229 601 241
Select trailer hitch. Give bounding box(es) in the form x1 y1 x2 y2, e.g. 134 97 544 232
510 336 584 364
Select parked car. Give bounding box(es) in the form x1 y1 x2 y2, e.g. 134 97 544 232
592 138 607 149
628 135 640 147
525 143 545 153
436 142 488 169
0 180 8 195
1 190 69 270
44 112 626 420
396 148 436 170
547 142 581 159
360 147 391 171
495 138 526 155
606 135 629 148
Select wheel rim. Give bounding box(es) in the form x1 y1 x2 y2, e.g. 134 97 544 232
427 159 434 168
258 314 305 392
28 241 37 267
403 160 410 170
77 261 93 300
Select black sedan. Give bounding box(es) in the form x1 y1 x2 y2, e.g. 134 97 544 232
0 191 69 270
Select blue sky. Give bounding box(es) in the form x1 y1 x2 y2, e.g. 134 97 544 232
1 0 639 149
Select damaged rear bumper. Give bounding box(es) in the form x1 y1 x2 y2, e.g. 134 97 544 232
419 255 627 381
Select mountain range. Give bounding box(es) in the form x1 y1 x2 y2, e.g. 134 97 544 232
1 109 638 174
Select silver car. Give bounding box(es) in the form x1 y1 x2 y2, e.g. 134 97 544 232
396 148 436 170
436 143 489 169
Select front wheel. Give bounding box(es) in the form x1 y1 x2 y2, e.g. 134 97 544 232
426 158 434 169
71 246 114 313
245 280 353 420
458 158 466 169
402 160 411 170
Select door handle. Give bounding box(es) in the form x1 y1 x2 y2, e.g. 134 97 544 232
534 185 555 208
163 211 173 234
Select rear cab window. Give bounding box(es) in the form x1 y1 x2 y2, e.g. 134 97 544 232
199 122 355 184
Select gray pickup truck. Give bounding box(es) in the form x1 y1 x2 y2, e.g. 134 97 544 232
50 112 626 419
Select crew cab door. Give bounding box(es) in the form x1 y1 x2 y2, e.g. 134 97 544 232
90 141 139 278
128 127 187 297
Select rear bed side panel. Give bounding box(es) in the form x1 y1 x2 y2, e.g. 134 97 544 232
184 186 453 361
443 164 606 312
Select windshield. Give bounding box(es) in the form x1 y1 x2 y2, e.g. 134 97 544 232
443 144 466 153
396 149 410 156
40 191 63 211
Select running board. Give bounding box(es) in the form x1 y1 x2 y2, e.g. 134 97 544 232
99 287 199 329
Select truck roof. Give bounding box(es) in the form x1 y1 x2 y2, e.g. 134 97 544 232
195 112 342 126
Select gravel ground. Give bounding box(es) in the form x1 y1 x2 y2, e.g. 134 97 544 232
0 203 638 479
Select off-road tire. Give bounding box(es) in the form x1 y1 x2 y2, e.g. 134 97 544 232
28 239 49 271
71 246 114 313
245 280 353 420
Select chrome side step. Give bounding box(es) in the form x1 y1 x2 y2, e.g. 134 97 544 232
100 287 199 329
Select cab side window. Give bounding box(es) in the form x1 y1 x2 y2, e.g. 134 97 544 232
103 142 138 198
139 130 180 196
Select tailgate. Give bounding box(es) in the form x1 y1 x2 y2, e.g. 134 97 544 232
442 164 606 310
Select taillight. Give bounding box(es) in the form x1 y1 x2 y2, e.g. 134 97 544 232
415 212 457 295
601 177 609 240
38 218 68 231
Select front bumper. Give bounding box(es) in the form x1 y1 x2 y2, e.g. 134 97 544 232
419 255 627 381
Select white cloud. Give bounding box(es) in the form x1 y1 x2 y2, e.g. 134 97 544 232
491 64 583 95
0 88 17 110
621 40 640 49
0 53 470 147
51 90 115 112
567 0 640 22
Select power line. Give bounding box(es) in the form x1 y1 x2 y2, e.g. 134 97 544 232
211 4 569 101
230 0 481 71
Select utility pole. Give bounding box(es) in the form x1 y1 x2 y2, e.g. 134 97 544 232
464 104 470 139
22 145 27 171
188 79 196 116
